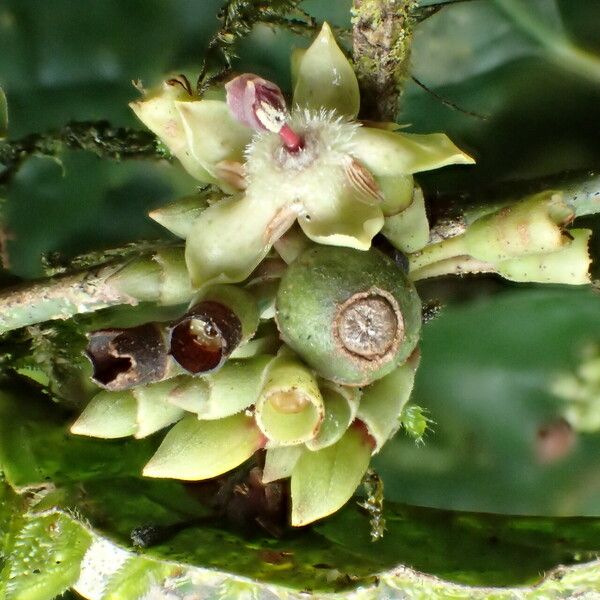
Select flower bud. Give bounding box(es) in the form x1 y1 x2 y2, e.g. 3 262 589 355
143 413 263 481
357 355 419 452
70 379 184 440
464 192 574 262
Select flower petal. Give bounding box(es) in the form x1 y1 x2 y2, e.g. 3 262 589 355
143 413 262 480
293 22 360 118
176 99 253 192
357 359 418 452
290 423 372 526
185 195 287 288
378 174 414 216
299 184 384 250
130 83 214 183
352 127 475 176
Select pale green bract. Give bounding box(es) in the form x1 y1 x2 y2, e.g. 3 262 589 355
131 22 474 289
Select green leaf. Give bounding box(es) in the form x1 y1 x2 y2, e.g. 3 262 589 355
0 86 7 139
0 381 158 490
375 288 600 516
0 512 91 600
0 382 599 598
6 482 600 598
495 0 600 85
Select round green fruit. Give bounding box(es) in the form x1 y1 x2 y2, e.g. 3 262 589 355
275 246 422 386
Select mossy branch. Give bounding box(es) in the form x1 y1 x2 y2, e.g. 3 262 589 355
0 120 163 184
196 0 319 93
351 0 417 121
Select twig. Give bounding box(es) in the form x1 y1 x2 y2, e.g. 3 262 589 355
410 76 489 121
0 120 163 185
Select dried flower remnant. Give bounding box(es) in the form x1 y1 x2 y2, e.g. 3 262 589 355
169 301 242 375
86 323 168 391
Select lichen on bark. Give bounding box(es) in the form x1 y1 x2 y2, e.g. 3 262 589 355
351 0 418 121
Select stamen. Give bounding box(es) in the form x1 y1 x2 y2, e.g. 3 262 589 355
255 101 286 133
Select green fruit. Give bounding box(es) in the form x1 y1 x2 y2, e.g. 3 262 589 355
275 246 422 386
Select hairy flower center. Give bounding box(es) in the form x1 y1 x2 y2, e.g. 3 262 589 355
245 109 359 206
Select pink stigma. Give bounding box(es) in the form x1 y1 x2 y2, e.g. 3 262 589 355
279 124 304 153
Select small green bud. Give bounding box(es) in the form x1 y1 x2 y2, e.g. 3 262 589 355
149 192 213 239
495 229 591 284
290 422 373 526
70 382 184 440
188 354 274 420
108 248 192 306
305 382 360 451
143 413 263 480
262 446 303 484
358 354 419 452
276 246 422 386
464 191 574 262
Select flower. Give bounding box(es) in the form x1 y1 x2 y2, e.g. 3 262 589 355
131 23 474 288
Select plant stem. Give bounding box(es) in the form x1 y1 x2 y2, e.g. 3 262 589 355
426 169 600 238
352 0 417 121
410 255 495 281
0 266 136 335
0 248 192 334
407 234 467 272
0 120 163 184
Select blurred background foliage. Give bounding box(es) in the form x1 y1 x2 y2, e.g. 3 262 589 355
0 0 599 519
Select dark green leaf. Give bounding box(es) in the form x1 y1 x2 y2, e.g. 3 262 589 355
376 288 600 516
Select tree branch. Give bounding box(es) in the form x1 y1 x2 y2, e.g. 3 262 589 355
0 120 164 185
352 0 417 121
0 247 192 335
